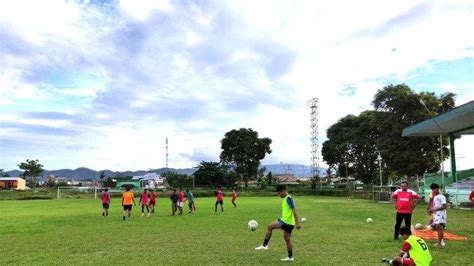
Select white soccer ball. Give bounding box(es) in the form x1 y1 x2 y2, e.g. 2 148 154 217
366 218 373 223
415 223 424 230
301 217 307 222
248 220 258 231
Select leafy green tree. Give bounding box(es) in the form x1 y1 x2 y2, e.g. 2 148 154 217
373 84 455 177
223 171 240 189
18 159 44 190
321 111 380 184
99 171 106 185
193 161 227 187
0 169 10 177
220 128 272 187
162 171 190 188
265 171 274 186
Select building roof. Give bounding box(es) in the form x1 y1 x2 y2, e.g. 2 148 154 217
0 177 24 181
402 100 474 137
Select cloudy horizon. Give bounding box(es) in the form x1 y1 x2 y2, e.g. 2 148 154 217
1 0 473 172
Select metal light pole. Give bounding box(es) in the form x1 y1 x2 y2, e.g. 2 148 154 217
419 99 445 191
378 153 383 186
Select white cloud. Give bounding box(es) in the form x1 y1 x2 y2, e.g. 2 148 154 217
119 0 173 21
1 0 473 173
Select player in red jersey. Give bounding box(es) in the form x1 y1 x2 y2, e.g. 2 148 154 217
391 181 422 240
149 189 157 214
101 188 110 217
177 187 185 215
215 186 224 213
231 189 237 207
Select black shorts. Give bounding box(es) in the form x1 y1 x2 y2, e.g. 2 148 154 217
278 219 295 234
216 200 223 205
123 204 132 211
102 203 109 209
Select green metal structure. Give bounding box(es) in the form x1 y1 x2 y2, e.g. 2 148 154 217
402 100 474 188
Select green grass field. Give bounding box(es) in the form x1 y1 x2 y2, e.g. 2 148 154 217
1 196 473 265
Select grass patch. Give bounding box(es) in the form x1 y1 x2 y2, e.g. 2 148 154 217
1 196 472 265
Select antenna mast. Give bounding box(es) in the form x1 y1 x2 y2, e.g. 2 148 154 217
308 98 319 178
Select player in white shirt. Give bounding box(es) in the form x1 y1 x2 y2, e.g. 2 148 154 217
429 183 447 247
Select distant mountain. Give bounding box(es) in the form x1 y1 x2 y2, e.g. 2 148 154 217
6 164 325 180
6 167 196 181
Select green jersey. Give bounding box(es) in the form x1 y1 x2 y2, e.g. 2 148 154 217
405 235 432 266
281 195 295 225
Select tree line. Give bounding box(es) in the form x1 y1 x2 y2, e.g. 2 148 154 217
322 84 455 184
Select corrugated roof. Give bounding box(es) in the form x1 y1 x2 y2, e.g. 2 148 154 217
402 100 474 137
0 177 23 181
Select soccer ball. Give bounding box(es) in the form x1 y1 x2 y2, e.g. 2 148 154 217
366 218 373 223
415 223 424 230
248 220 258 231
301 217 307 222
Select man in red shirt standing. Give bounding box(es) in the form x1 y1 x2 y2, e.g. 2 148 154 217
101 188 110 217
391 181 422 240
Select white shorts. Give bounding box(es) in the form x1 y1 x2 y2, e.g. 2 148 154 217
433 213 446 225
177 202 184 207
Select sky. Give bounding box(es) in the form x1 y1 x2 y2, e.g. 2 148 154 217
0 0 473 172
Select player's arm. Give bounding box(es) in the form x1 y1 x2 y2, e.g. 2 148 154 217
432 203 447 212
121 195 124 206
391 191 398 208
412 193 422 209
292 208 301 230
399 241 410 257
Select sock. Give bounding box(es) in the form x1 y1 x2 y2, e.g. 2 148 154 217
389 260 393 264
102 212 105 216
288 250 293 258
263 238 269 247
123 216 125 220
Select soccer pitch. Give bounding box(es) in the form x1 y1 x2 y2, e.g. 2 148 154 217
2 196 473 265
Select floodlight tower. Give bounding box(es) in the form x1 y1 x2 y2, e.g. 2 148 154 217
308 98 320 178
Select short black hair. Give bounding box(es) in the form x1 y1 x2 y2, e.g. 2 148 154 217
104 188 108 192
401 180 408 185
276 185 287 192
399 226 411 236
125 186 131 191
186 189 189 192
430 183 440 189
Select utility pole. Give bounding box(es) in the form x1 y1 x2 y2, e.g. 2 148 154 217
375 150 385 187
418 99 445 191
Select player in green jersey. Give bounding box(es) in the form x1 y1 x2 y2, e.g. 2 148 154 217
255 185 301 262
382 226 432 266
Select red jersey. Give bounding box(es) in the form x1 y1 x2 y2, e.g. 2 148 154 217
392 189 420 214
150 192 157 203
216 190 224 201
469 191 474 203
231 191 237 200
141 192 149 204
178 191 185 202
101 192 110 204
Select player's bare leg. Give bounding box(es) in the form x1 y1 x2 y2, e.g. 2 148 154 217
256 221 280 250
281 230 294 261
